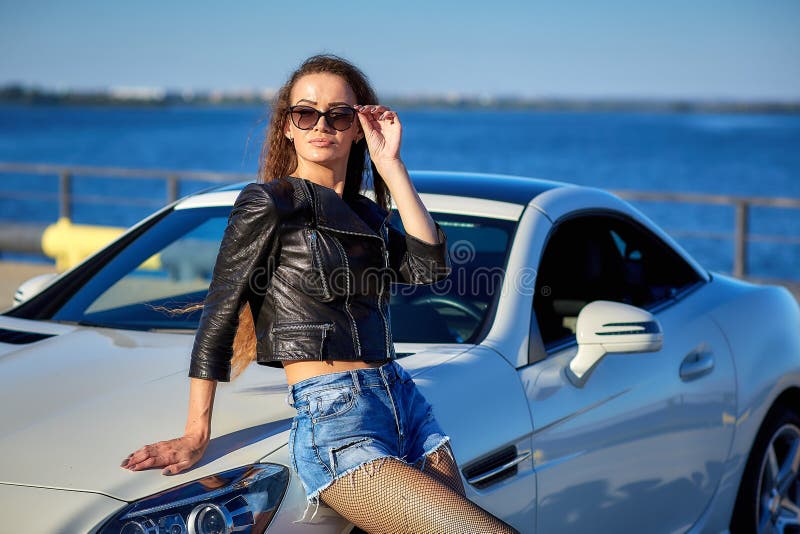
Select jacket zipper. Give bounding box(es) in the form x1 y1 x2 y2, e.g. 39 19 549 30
307 227 333 301
378 236 392 360
271 321 334 334
329 232 362 358
302 177 392 360
271 321 334 361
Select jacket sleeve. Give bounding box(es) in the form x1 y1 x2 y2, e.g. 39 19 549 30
385 219 452 285
188 183 278 382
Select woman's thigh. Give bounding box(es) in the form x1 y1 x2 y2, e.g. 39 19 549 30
414 440 467 497
319 455 515 533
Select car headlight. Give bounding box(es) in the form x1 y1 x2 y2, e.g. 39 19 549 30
98 464 289 534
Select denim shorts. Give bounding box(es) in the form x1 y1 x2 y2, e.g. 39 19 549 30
286 359 451 521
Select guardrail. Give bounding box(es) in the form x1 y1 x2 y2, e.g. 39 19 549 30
1 162 798 283
0 162 251 215
607 189 800 279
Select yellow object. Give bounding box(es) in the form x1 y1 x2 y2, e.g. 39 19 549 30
41 217 161 272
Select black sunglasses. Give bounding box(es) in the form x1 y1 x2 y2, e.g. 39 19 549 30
288 105 358 132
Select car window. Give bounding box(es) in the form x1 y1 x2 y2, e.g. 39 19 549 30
390 214 516 344
23 205 516 343
534 213 703 347
51 208 231 329
85 219 225 316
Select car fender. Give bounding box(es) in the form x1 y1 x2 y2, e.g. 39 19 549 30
700 274 800 531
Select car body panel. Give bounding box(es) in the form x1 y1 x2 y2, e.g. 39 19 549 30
176 189 525 223
0 483 124 534
697 274 800 532
481 204 551 368
519 279 737 532
1 171 799 533
411 345 536 533
0 313 465 502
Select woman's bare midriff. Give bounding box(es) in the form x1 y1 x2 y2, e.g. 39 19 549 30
282 359 386 386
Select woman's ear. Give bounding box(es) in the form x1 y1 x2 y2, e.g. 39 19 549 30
284 122 293 141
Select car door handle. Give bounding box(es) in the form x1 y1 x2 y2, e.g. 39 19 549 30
464 449 531 486
680 348 714 381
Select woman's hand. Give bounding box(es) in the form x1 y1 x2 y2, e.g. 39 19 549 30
121 433 208 476
355 104 403 174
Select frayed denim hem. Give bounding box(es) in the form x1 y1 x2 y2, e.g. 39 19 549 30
292 435 455 525
293 452 409 524
416 435 453 473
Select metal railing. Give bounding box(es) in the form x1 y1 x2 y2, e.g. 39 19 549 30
1 162 799 285
608 189 800 279
0 162 252 217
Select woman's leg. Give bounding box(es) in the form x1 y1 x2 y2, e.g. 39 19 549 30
319 455 518 534
414 441 467 497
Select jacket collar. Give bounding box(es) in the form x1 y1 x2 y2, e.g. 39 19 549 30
288 176 391 239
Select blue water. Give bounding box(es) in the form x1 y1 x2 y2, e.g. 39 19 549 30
1 105 798 280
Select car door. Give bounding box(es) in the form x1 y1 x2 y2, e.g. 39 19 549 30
518 212 736 533
394 346 536 533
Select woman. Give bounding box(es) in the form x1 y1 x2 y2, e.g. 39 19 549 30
121 54 517 534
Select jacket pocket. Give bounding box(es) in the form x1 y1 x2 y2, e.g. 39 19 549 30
271 321 334 359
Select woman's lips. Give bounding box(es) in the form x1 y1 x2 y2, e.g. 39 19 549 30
309 138 334 147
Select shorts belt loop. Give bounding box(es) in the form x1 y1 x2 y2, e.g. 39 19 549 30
285 390 295 407
350 370 361 394
379 363 390 387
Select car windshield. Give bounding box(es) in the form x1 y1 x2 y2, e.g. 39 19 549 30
12 204 517 344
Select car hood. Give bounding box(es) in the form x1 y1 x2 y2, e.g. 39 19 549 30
0 316 466 502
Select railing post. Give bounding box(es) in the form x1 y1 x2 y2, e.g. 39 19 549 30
734 201 749 278
167 174 178 203
59 171 72 220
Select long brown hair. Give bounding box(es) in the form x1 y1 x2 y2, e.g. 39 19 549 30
221 54 390 380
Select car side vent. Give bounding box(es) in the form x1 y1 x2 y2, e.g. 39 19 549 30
462 445 520 489
0 327 57 345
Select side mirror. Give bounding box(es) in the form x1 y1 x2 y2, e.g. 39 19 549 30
567 300 663 387
13 273 59 306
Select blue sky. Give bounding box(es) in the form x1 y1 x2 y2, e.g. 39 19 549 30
1 0 798 100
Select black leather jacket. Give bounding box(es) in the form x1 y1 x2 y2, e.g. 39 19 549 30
188 175 451 382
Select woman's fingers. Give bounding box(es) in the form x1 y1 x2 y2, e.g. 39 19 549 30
121 445 150 467
122 440 175 470
127 448 168 471
355 104 388 115
121 436 205 474
129 456 160 471
354 104 400 139
163 459 193 476
355 105 397 124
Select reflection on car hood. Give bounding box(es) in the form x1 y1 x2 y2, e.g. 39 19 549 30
0 316 466 502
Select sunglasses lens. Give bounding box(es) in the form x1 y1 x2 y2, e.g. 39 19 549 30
291 107 319 130
289 106 356 131
327 107 356 131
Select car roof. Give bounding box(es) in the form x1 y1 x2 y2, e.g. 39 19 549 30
207 171 568 207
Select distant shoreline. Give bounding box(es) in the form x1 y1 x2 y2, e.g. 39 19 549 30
1 85 798 114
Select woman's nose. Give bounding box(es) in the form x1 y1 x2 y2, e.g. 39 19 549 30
313 113 334 132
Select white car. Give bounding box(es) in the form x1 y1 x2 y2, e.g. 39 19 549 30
2 171 799 534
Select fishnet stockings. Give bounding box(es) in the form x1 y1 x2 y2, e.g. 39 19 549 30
321 442 518 534
412 441 467 497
